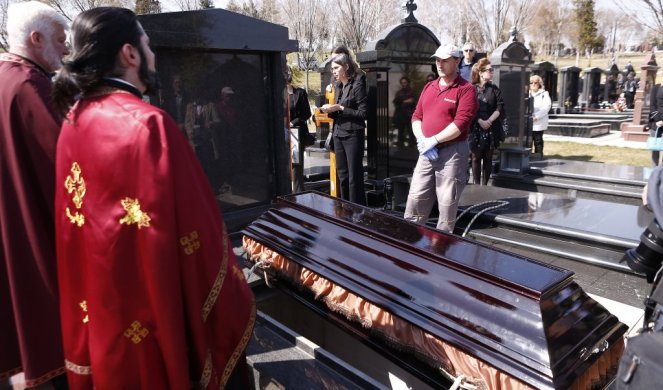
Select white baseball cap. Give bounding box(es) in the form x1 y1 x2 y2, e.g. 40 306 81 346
431 44 461 60
221 86 235 95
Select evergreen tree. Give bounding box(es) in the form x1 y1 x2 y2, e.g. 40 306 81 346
574 0 599 55
135 0 162 14
199 0 214 9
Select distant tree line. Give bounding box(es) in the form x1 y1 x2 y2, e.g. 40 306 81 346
1 0 662 62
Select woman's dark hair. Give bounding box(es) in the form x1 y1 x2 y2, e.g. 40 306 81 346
52 7 144 115
332 44 361 75
330 53 356 79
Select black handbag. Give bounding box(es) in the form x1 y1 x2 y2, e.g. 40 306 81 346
302 130 316 147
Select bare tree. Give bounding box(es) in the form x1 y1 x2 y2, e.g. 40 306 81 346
0 0 9 51
527 0 571 60
335 0 378 52
225 0 280 22
370 0 400 38
173 0 200 11
509 0 539 39
462 0 511 51
618 1 663 40
44 0 131 20
281 0 329 90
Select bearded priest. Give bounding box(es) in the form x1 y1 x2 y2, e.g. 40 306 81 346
52 7 255 389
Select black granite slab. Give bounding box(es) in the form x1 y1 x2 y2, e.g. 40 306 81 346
459 184 648 244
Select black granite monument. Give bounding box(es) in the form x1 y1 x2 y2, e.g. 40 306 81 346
490 28 533 177
138 9 297 232
559 66 580 113
355 1 440 180
531 60 558 102
581 67 602 109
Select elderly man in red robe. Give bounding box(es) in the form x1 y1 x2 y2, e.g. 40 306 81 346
51 7 255 389
0 2 69 388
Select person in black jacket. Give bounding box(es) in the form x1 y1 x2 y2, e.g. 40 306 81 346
287 66 312 192
321 52 367 205
469 58 504 185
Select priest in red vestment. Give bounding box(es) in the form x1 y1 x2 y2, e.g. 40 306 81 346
0 2 69 388
52 8 255 389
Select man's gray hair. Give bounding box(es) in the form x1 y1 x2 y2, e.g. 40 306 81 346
7 1 68 51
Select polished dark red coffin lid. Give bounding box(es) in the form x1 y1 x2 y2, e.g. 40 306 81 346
243 192 627 389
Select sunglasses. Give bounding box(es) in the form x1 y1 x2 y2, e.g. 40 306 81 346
482 68 494 72
529 81 539 85
464 49 474 52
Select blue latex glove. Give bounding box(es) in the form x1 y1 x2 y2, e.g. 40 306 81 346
417 136 438 154
424 148 439 161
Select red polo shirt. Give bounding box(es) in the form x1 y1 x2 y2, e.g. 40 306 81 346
412 75 477 142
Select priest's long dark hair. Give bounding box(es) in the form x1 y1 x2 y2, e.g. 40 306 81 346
52 7 144 116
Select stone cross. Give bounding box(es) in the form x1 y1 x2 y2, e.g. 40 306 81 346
509 26 519 42
402 0 418 23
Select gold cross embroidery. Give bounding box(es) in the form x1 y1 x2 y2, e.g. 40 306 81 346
64 162 86 227
79 300 89 323
119 198 151 229
180 231 200 255
124 321 149 344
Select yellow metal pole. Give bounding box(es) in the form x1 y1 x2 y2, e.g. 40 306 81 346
325 84 338 197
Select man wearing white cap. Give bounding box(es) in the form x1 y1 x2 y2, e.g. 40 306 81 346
404 44 478 233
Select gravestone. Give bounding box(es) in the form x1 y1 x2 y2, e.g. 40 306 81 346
581 67 602 109
621 51 660 141
531 61 558 102
356 0 440 180
490 28 533 177
559 66 580 113
138 9 297 232
603 63 620 103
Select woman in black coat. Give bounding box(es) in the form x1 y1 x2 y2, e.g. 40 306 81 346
321 53 367 205
469 58 504 185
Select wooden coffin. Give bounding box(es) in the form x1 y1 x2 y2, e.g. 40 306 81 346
242 192 627 389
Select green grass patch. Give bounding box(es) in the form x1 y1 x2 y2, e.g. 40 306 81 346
544 141 652 167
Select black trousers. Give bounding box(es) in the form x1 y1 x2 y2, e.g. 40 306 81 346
333 131 366 205
532 131 544 154
625 91 635 109
471 148 493 185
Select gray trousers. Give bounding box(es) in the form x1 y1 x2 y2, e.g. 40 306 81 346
404 141 469 233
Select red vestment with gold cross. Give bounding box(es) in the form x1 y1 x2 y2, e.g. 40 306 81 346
55 90 255 389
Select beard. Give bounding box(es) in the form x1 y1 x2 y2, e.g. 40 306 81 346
42 41 63 73
138 46 160 96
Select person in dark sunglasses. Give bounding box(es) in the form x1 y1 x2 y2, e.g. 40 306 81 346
459 42 477 82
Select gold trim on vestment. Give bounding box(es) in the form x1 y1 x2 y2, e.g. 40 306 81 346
0 366 22 380
199 349 213 389
219 299 256 389
65 359 92 375
24 367 67 387
201 224 229 322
